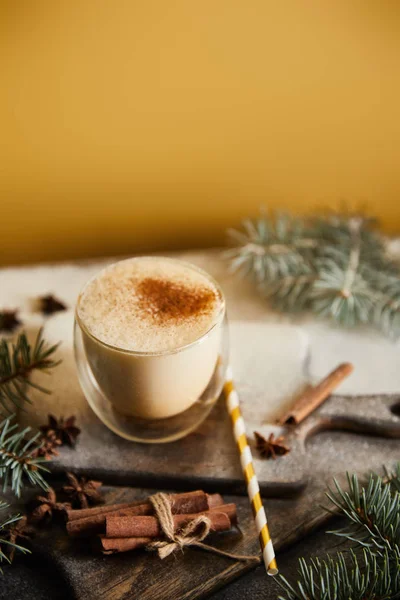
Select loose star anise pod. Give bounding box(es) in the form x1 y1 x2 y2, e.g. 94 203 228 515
30 488 72 524
2 516 35 562
38 294 67 315
33 431 62 460
0 310 21 333
40 414 81 447
254 431 290 460
63 473 103 509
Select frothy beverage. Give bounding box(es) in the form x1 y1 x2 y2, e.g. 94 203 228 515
76 257 224 419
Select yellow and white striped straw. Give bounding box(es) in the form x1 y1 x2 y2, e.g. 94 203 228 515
224 366 278 576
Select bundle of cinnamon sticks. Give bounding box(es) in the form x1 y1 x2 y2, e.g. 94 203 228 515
65 490 237 554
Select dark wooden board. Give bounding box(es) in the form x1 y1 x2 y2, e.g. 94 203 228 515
47 391 400 498
2 252 400 598
19 317 400 498
20 319 312 497
8 251 400 497
8 427 398 600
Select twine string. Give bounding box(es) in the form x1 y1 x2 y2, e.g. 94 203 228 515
147 492 259 563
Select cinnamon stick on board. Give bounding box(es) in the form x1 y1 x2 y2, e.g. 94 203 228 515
277 362 354 426
67 490 222 522
100 512 232 554
105 504 237 539
100 536 153 555
100 514 232 555
67 501 144 522
67 492 224 538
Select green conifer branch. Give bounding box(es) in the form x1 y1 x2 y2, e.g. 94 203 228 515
0 329 60 498
326 472 400 552
277 547 400 600
0 502 30 571
0 329 61 413
227 211 400 336
383 463 400 493
277 468 400 600
0 416 50 497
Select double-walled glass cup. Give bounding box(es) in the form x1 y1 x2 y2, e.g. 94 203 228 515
74 258 228 443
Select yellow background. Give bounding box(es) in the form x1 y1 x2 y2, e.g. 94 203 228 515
1 1 400 266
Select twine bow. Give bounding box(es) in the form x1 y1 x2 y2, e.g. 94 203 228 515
147 492 259 563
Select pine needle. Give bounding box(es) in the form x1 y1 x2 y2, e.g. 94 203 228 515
0 329 61 413
0 415 50 497
277 468 400 600
0 501 30 571
227 211 400 337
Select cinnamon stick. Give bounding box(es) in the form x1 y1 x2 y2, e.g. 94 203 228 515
207 493 224 508
67 490 218 522
278 362 354 426
67 501 144 522
105 504 237 539
67 492 224 538
100 536 152 554
99 512 232 555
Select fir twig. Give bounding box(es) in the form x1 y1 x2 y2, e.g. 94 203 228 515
277 547 400 600
326 473 400 554
383 464 400 494
0 329 61 413
278 468 400 600
0 501 30 571
227 211 400 336
0 416 50 497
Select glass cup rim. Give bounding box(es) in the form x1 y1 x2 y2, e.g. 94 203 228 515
75 255 226 357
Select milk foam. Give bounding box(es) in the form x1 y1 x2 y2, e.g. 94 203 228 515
77 257 223 352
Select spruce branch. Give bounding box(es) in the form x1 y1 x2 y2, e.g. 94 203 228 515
278 469 400 600
263 269 317 313
227 212 318 283
277 547 400 600
0 501 30 571
0 416 50 497
227 210 400 336
383 464 400 494
0 328 61 413
326 472 400 553
372 277 400 337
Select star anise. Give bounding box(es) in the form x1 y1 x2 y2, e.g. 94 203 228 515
254 431 290 460
30 488 72 524
2 516 35 562
33 431 62 460
40 414 81 447
0 310 21 333
63 473 103 509
38 294 67 315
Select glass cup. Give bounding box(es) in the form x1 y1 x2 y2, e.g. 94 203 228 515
73 258 229 443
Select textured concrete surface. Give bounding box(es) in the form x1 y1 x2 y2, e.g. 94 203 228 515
1 250 400 496
1 250 400 598
0 514 349 600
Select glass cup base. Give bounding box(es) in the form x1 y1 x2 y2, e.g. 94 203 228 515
74 321 228 443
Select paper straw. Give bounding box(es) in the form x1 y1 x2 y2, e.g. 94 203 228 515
224 366 278 576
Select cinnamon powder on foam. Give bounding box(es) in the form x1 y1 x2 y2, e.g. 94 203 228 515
135 277 218 323
77 259 223 352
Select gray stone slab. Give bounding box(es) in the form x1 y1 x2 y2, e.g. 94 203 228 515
1 250 398 496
